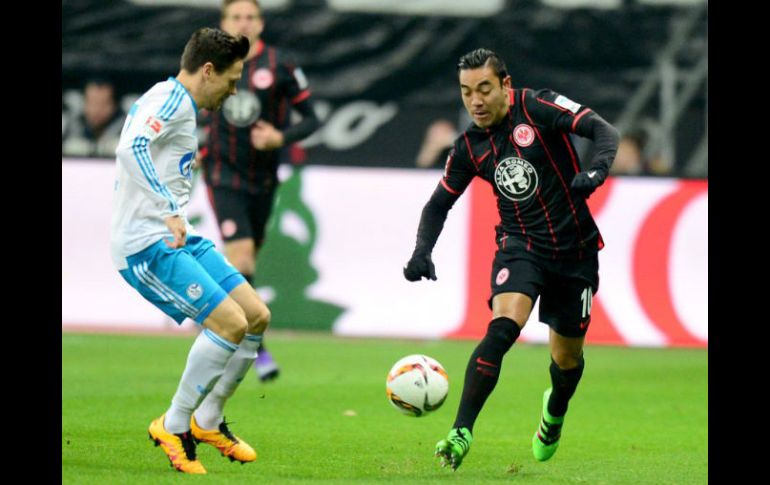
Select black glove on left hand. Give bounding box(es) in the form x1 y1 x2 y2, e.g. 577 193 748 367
403 251 437 282
571 168 607 198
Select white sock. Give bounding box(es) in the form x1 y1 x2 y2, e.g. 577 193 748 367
164 328 239 433
193 334 262 430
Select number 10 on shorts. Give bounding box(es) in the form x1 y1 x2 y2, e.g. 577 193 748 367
580 287 593 319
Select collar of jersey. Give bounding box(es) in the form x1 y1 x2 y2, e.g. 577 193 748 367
168 77 199 113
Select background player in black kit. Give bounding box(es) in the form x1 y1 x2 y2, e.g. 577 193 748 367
200 0 320 382
404 48 619 470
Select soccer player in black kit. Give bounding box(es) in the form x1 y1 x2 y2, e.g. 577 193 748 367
200 0 320 382
404 48 619 469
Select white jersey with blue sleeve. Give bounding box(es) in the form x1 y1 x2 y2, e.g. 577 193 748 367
111 77 200 270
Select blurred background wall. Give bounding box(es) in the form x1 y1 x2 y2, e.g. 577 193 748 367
62 0 707 347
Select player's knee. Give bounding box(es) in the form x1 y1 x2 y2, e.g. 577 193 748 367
486 316 522 348
207 301 248 343
246 303 271 334
551 349 584 370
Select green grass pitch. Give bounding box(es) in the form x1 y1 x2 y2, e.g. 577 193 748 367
62 332 707 484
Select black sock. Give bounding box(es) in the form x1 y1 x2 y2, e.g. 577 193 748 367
547 355 585 418
453 317 521 433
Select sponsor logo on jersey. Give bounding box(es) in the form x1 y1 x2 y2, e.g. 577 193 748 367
496 267 510 285
222 91 261 127
494 157 539 202
513 124 535 147
186 283 203 300
555 95 581 113
253 68 274 89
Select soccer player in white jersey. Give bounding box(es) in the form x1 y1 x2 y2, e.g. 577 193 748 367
111 28 269 474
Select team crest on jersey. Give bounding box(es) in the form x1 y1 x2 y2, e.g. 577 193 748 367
494 157 538 202
222 91 261 127
186 283 203 300
178 152 195 180
513 124 535 147
253 68 274 89
221 219 238 238
496 267 510 285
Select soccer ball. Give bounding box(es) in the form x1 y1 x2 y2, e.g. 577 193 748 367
386 354 449 417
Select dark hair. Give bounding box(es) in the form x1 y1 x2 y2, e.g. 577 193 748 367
222 0 262 19
180 27 250 74
457 48 509 84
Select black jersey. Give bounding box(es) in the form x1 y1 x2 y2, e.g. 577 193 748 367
442 88 604 260
200 41 314 194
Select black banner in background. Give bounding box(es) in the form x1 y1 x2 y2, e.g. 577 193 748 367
62 0 706 169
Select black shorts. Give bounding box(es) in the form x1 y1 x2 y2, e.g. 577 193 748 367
489 248 599 338
207 186 277 246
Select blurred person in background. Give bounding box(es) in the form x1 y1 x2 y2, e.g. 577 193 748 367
416 119 457 168
404 48 619 470
62 78 125 158
610 130 647 176
199 0 320 383
111 28 270 474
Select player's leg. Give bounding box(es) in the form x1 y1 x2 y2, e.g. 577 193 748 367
247 189 281 382
119 240 247 473
209 186 258 278
436 254 542 470
532 272 594 462
192 282 271 461
170 235 267 462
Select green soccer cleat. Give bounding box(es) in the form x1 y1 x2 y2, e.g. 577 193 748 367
532 388 565 462
435 427 473 470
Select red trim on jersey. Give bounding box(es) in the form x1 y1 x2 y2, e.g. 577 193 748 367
248 59 258 191
561 132 580 173
228 123 239 189
291 90 311 104
440 179 461 195
536 97 573 114
535 187 559 259
268 47 278 123
205 185 224 240
198 146 208 160
445 150 454 174
254 39 265 58
463 132 480 171
212 113 222 185
508 88 515 105
485 130 498 157
522 89 585 251
571 108 592 132
477 149 492 164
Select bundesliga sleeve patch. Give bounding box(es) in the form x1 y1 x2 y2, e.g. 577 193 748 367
293 67 309 90
143 116 164 139
554 95 581 114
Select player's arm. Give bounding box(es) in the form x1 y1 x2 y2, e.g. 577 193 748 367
569 111 619 197
250 60 320 151
404 145 474 282
280 59 320 145
529 89 620 197
115 103 186 247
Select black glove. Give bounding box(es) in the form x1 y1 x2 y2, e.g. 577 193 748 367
403 251 437 282
571 168 607 198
